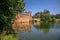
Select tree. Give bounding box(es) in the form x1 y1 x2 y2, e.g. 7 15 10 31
33 9 56 22
0 0 16 33
43 9 50 14
16 0 25 12
33 12 41 18
0 0 25 33
56 14 60 19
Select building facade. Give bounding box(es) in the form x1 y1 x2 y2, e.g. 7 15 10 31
15 12 32 23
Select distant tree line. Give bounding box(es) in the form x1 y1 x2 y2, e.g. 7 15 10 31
33 9 56 22
56 14 60 19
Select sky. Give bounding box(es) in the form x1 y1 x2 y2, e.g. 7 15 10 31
24 0 60 15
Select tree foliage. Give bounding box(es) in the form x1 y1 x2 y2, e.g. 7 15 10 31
16 0 25 12
33 12 41 18
56 14 60 19
0 0 25 33
33 9 56 22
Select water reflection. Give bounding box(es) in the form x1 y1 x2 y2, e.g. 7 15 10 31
16 22 60 40
12 22 32 33
0 22 60 40
33 22 52 33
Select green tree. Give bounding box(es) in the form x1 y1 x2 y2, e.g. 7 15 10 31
56 14 60 19
43 9 50 14
0 0 16 33
33 12 41 18
0 0 25 33
16 0 25 12
33 9 56 22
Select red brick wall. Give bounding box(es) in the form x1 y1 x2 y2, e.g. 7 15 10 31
14 12 32 23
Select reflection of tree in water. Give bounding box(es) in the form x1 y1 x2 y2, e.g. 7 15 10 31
0 25 17 34
34 22 54 33
40 23 51 29
42 29 49 33
33 22 40 30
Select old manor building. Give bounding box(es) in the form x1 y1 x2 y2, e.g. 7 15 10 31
15 12 32 23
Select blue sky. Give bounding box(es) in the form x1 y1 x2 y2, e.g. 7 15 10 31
24 0 60 15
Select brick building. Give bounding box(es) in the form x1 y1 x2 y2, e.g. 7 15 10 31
15 12 32 23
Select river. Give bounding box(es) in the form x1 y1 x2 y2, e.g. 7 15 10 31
0 22 60 40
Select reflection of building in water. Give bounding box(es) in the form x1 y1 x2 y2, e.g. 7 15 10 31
33 22 41 29
33 22 40 26
12 22 32 33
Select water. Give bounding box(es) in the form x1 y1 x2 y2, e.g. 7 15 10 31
0 22 60 40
